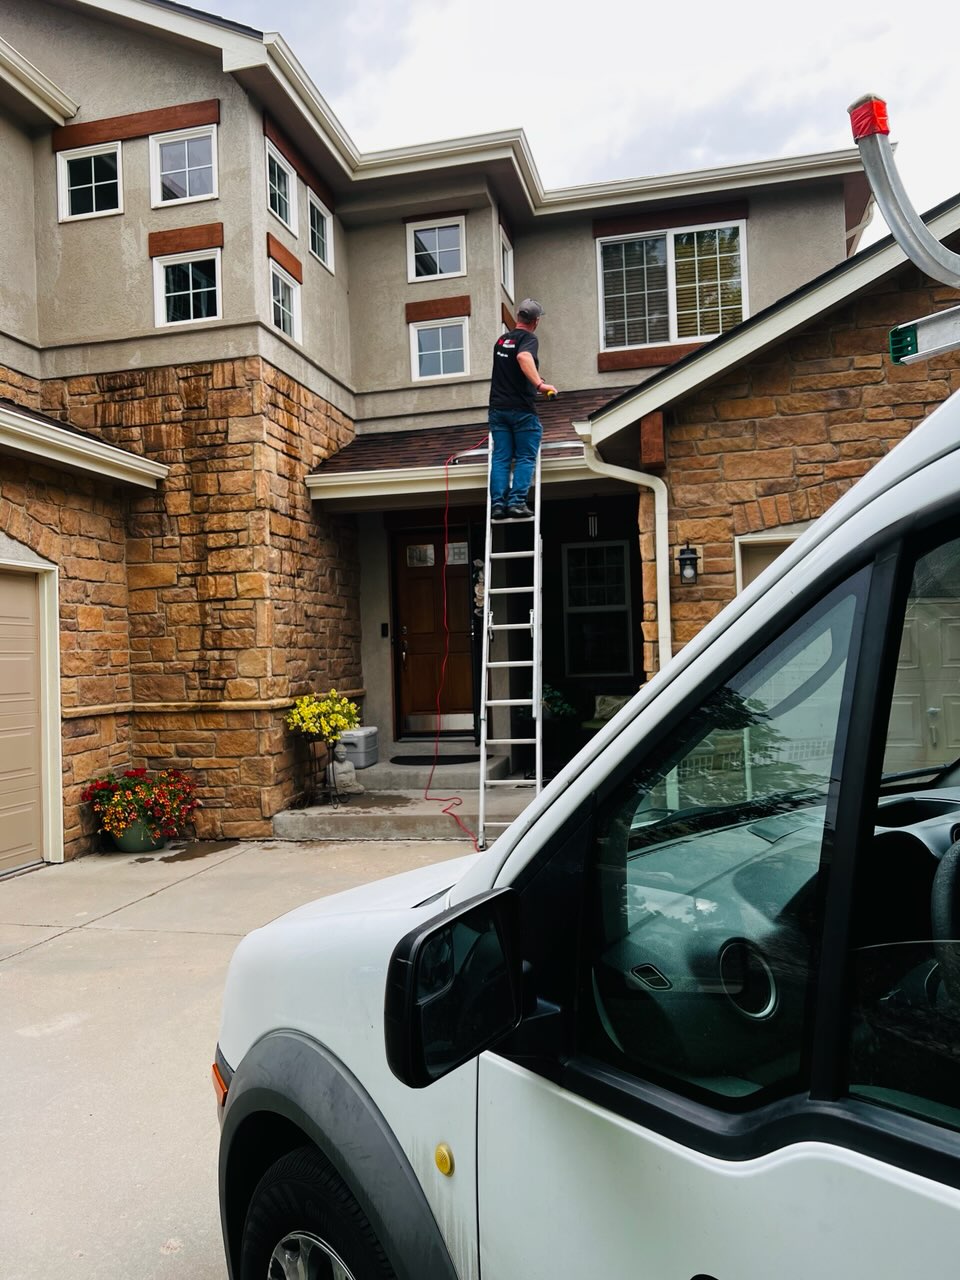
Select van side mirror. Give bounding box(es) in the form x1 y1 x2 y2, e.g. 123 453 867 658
384 889 523 1088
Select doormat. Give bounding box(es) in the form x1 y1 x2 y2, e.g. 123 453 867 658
389 754 480 765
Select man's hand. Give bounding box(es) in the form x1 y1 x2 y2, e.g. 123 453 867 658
538 382 558 397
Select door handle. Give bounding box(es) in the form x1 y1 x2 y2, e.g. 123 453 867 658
401 625 408 666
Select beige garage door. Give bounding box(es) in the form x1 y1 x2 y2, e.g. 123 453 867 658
0 571 43 873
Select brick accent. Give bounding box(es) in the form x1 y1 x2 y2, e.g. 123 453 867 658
1 355 359 854
267 233 303 284
148 223 224 258
593 202 748 238
599 344 705 372
639 412 665 467
405 296 472 324
263 116 335 210
52 99 219 152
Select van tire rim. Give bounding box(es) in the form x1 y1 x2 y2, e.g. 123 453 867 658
269 1230 356 1280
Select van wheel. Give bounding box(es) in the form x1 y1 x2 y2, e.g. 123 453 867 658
239 1145 395 1280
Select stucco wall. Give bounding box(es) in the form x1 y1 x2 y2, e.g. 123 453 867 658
348 196 498 429
0 111 38 345
512 183 850 396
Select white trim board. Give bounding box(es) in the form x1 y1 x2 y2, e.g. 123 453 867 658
0 403 169 489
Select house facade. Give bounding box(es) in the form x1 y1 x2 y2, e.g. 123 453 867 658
0 0 881 868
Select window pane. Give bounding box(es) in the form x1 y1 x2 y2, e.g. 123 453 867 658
93 152 117 182
67 156 93 187
188 166 213 197
848 534 960 1132
162 171 188 200
166 291 192 323
69 184 94 216
583 575 866 1105
187 136 211 167
190 259 216 290
161 141 187 172
437 224 460 252
93 181 118 211
440 323 463 351
600 235 666 349
419 350 442 377
418 328 441 355
166 263 191 294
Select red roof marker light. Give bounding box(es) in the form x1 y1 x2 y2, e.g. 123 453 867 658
848 95 890 141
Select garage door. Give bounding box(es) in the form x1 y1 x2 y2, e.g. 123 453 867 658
0 572 43 873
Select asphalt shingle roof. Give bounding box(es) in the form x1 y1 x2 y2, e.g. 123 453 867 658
312 387 630 476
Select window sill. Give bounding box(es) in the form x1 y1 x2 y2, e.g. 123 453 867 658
598 342 708 372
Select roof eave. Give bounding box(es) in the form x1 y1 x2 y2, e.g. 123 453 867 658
0 404 169 489
0 35 79 125
306 454 593 503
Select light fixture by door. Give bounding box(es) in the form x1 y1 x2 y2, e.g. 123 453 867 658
677 543 699 585
587 511 598 538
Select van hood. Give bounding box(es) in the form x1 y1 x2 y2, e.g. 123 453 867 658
273 852 478 925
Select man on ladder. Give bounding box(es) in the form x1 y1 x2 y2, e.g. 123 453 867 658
488 298 557 520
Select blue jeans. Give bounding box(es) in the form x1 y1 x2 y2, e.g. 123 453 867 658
489 408 543 508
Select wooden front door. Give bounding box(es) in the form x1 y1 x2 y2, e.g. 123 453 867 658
393 530 474 734
0 571 43 873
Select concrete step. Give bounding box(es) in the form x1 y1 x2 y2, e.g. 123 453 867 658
272 785 535 842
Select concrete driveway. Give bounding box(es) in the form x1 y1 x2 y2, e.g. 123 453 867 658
0 838 468 1280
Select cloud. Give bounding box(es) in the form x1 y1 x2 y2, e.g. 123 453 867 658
208 0 960 246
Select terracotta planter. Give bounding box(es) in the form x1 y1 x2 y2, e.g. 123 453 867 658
110 821 168 854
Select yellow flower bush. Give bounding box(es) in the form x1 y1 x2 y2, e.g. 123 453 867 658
285 689 360 743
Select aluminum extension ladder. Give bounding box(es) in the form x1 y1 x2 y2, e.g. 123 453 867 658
476 442 544 849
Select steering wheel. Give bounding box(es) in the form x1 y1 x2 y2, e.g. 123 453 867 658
931 838 960 1002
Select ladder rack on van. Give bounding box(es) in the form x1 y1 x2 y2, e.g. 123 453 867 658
849 95 960 363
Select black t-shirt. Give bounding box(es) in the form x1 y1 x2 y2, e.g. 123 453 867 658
489 328 539 410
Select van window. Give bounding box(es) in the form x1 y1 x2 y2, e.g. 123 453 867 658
582 571 868 1106
848 534 960 1131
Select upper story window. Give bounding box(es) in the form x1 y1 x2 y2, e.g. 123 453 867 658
500 227 515 299
598 221 745 349
271 262 302 342
150 125 218 206
266 140 297 235
57 142 122 221
308 191 334 272
407 216 465 282
410 317 469 380
153 249 221 327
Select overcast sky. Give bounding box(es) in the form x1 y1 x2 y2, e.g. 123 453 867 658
206 0 960 248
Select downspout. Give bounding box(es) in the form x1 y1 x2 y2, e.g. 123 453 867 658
573 422 673 673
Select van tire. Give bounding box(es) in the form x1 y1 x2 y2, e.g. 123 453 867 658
239 1144 396 1280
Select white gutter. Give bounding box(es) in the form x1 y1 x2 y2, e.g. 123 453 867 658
574 425 672 672
0 403 169 489
0 35 79 124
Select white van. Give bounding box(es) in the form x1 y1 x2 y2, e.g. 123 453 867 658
214 389 960 1280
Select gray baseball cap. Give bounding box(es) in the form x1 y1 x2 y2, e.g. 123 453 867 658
517 298 544 321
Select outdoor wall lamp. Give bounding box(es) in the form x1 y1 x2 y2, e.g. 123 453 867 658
677 543 699 585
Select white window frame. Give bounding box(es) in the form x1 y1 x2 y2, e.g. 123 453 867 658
265 139 298 235
409 316 470 382
500 225 515 299
406 215 466 283
307 190 335 273
56 141 123 222
270 261 302 343
562 539 634 677
734 523 810 593
152 248 222 329
596 218 749 351
149 124 218 208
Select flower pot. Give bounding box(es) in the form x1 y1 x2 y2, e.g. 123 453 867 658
110 821 168 853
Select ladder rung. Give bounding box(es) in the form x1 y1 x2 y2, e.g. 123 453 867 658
485 778 536 787
487 737 536 744
486 698 533 706
490 623 532 631
489 586 534 595
491 550 535 559
488 660 533 668
482 821 513 828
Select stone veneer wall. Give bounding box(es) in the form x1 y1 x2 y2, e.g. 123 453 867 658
0 450 134 859
635 269 960 675
0 355 358 853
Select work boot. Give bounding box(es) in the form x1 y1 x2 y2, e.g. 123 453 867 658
491 504 508 521
508 503 534 519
